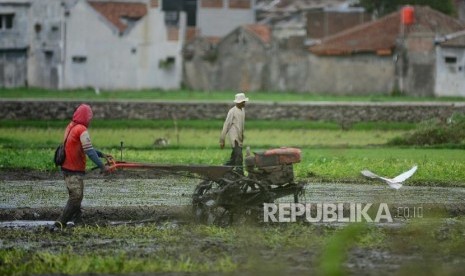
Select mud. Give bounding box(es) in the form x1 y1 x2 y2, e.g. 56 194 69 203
1 169 465 275
1 169 465 222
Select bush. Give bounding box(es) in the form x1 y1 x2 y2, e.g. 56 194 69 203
388 113 465 146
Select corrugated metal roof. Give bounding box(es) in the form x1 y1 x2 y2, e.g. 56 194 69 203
309 6 465 56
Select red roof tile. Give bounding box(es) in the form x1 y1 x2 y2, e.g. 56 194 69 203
245 24 272 44
88 1 147 33
309 6 465 56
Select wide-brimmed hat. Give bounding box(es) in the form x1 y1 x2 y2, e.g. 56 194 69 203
234 93 249 103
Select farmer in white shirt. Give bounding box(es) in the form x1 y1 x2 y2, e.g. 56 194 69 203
220 93 249 175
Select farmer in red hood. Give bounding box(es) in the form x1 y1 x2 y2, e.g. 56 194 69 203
54 104 110 229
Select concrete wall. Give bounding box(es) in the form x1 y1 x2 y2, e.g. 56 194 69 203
0 49 27 87
182 37 218 91
268 49 309 92
215 27 269 91
435 46 465 97
402 33 437 97
1 100 464 124
306 54 395 95
184 41 396 94
27 0 66 89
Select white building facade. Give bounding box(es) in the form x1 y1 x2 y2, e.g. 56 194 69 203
63 0 185 90
435 31 465 97
197 0 255 37
0 0 185 90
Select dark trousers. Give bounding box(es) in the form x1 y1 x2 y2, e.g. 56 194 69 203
225 141 243 175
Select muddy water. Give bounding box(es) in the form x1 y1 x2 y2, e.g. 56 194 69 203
302 183 465 204
0 177 193 208
0 177 465 213
1 176 464 275
1 178 465 209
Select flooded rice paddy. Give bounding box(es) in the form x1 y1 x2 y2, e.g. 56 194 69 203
1 172 464 225
1 171 464 275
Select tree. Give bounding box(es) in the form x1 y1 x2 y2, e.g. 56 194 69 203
358 0 456 18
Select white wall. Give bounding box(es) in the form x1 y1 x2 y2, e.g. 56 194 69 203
63 0 184 90
197 0 255 37
435 46 465 97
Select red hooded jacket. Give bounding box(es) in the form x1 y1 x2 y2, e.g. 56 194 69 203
61 104 93 173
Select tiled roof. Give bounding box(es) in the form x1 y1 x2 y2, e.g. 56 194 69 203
309 6 465 56
88 1 147 33
245 24 272 44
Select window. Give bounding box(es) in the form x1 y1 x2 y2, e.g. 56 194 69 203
164 11 178 26
72 56 87 63
0 14 14 30
445 56 457 64
159 56 175 69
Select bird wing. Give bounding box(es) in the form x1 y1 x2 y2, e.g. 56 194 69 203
361 169 381 179
392 165 417 183
387 182 403 190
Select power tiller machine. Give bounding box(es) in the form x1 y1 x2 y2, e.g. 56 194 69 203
107 147 304 225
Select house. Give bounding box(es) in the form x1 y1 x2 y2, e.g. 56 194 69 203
216 24 271 91
184 0 369 93
435 30 465 97
0 0 186 90
256 0 366 40
63 0 186 90
184 24 271 91
0 0 31 88
308 6 465 96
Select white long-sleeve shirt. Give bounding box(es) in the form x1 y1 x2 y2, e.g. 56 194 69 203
220 106 245 147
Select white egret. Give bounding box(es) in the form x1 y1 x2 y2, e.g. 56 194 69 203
361 165 418 190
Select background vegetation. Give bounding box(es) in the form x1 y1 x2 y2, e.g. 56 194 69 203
359 0 456 17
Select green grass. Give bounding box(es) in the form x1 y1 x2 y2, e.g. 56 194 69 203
1 119 464 186
0 127 406 149
1 220 464 275
0 127 465 186
2 87 465 102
